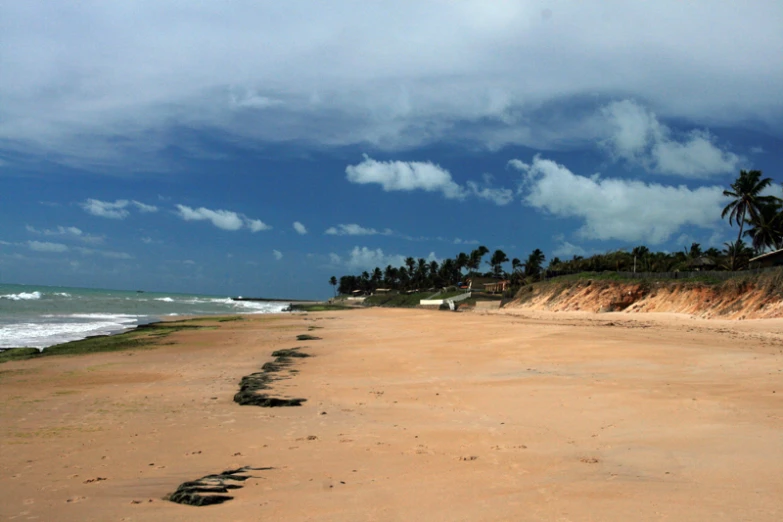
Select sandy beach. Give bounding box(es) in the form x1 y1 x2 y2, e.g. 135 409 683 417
1 308 782 521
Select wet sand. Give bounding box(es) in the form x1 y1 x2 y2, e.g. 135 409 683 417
1 308 782 521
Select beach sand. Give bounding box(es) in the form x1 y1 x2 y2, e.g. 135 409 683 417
1 308 782 521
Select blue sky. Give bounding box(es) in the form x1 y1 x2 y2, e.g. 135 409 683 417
1 1 782 299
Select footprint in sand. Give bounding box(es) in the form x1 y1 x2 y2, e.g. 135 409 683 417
66 496 87 503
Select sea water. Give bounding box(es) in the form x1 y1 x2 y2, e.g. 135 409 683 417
0 283 290 350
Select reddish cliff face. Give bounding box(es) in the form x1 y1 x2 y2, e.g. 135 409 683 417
508 272 783 319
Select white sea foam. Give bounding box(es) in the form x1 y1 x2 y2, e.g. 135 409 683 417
0 313 141 350
231 300 291 313
1 291 42 301
0 285 294 349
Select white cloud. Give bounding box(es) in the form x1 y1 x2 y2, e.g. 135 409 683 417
75 247 133 259
80 198 158 219
466 175 514 205
27 240 68 252
346 155 466 200
600 100 744 177
325 223 387 236
293 221 307 235
346 156 514 205
26 224 104 244
750 146 765 154
552 241 587 258
132 200 158 213
247 219 272 232
81 199 130 219
453 238 479 245
515 156 725 244
272 249 283 261
176 204 268 232
329 253 342 265
344 246 407 271
1 3 781 169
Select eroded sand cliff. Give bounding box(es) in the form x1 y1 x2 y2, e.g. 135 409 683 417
508 269 783 319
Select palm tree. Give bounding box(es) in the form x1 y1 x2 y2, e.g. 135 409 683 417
383 265 395 288
468 246 489 275
439 258 457 285
329 276 337 296
743 201 783 252
489 249 509 278
371 267 383 289
524 249 546 278
455 252 469 276
722 170 779 245
404 257 416 275
631 245 650 272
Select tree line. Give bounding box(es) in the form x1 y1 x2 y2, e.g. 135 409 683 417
330 170 782 296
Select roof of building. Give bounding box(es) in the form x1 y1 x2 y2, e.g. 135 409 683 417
749 248 783 263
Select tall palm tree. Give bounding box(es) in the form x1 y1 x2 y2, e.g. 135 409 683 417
329 276 337 296
404 257 416 275
455 252 469 276
468 246 489 275
722 240 751 271
722 170 778 245
489 249 509 278
524 249 546 278
743 201 783 252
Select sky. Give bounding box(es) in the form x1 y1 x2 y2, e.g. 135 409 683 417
1 1 782 299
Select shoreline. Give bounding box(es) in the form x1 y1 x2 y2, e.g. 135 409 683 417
1 308 781 520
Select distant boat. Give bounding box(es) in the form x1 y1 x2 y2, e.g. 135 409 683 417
136 290 145 293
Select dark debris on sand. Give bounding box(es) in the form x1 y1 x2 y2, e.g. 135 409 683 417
167 466 272 506
233 347 310 407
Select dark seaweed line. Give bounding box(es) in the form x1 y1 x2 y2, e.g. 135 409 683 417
233 346 312 407
167 466 273 506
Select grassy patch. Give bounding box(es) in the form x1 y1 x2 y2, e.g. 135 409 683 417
0 321 210 364
547 271 728 285
430 289 471 300
165 315 243 323
364 292 432 307
0 348 40 364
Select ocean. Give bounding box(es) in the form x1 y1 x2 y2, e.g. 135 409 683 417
0 283 291 350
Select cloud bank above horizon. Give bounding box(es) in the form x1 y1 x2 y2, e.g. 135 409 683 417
1 1 781 171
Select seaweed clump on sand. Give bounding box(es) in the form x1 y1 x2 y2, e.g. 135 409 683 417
167 466 271 506
233 347 310 407
296 334 321 341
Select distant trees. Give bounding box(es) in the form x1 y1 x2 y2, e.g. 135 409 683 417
332 171 783 297
329 276 337 296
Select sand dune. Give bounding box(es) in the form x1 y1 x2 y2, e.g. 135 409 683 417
1 309 782 521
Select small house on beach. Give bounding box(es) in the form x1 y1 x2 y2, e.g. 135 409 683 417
483 280 510 294
749 248 783 268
